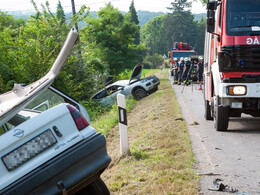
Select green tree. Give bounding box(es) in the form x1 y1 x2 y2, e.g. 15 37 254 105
56 0 66 25
200 0 207 5
167 0 192 12
82 4 145 76
140 15 166 55
194 17 206 55
129 0 140 45
0 12 26 92
162 0 200 53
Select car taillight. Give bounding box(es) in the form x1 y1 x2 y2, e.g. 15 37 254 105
67 105 89 130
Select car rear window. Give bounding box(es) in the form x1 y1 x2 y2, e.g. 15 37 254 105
0 88 66 135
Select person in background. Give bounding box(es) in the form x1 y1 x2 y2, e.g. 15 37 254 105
182 57 192 86
178 57 185 85
197 56 204 83
197 56 204 90
172 57 179 85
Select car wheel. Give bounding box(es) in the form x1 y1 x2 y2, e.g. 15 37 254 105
214 96 229 131
76 178 110 195
133 87 147 100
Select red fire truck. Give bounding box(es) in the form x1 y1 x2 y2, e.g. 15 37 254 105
204 0 260 131
169 42 196 63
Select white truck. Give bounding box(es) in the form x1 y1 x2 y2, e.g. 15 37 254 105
0 29 111 194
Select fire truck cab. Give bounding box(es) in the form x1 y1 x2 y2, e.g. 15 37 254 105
204 0 260 131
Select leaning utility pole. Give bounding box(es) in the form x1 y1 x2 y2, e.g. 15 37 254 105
71 0 78 29
71 0 81 53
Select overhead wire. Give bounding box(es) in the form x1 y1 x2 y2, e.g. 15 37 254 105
1 0 119 13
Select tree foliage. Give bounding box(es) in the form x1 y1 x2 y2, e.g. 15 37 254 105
140 0 206 57
140 15 166 56
129 0 140 45
0 1 145 103
57 0 66 25
82 4 145 76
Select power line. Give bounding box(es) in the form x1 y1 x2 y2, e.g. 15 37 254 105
2 0 119 13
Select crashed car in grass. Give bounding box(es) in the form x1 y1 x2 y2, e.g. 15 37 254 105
92 63 160 104
0 28 111 195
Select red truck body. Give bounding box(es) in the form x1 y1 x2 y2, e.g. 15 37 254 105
204 0 260 130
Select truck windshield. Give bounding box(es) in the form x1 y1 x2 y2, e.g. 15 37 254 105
172 52 194 59
227 0 260 35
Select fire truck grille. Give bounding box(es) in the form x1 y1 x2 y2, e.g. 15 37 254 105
222 45 260 71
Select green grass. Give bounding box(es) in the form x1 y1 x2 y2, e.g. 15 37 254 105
102 69 198 194
142 69 159 78
92 97 137 136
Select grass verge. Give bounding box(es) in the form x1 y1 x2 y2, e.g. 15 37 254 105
92 97 136 136
101 69 198 194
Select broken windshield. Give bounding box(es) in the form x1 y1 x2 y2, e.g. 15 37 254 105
227 0 260 36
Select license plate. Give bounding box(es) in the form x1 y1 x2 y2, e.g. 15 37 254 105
2 129 57 171
231 102 243 109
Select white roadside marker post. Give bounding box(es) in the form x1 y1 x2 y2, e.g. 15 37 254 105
117 94 129 155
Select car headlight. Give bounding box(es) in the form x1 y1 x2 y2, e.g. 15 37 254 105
140 78 150 83
227 85 247 96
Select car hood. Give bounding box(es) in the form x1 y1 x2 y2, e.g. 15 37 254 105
129 63 143 83
0 28 78 126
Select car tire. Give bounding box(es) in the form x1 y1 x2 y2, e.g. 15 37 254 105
133 87 147 100
76 178 110 195
214 96 229 131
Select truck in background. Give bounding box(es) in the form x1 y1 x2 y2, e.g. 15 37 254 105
169 42 196 63
204 0 260 131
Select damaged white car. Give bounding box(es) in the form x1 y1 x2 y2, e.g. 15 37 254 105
0 29 111 195
92 63 160 104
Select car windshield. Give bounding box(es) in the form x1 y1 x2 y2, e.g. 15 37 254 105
227 0 260 35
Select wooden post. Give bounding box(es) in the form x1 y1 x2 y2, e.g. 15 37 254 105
117 94 129 155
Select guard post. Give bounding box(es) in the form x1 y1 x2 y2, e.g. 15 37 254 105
117 94 129 155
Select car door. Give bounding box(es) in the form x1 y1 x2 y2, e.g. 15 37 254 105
100 85 122 105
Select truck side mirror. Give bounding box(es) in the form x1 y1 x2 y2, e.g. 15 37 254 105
207 1 218 10
207 10 215 33
206 1 218 33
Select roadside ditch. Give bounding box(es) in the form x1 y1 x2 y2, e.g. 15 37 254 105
100 69 199 194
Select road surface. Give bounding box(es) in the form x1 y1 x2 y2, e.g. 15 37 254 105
172 82 260 194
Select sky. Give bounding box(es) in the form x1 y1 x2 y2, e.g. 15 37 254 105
1 0 206 14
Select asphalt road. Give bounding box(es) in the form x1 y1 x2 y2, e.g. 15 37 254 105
172 82 260 194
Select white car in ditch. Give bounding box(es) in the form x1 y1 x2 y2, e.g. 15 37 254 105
92 63 160 104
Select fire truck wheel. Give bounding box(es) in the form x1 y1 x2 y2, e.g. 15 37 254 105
214 98 229 131
204 100 213 120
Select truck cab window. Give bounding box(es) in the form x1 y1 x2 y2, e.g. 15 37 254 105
227 0 260 35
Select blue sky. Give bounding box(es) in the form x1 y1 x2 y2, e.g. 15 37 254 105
1 0 206 14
